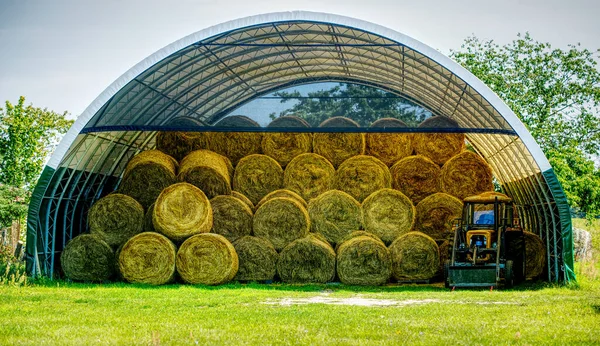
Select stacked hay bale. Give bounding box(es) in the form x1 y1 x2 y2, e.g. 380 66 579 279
336 232 392 285
308 190 362 246
334 155 391 202
262 116 312 167
233 236 278 282
366 118 412 166
440 151 494 200
390 155 441 205
412 116 464 165
277 234 336 283
233 154 283 205
156 117 210 161
178 150 233 199
284 153 335 201
209 115 263 165
313 117 365 167
253 197 310 251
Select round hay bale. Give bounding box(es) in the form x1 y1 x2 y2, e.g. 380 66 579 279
118 232 176 285
178 150 233 199
440 151 494 200
153 182 213 243
231 191 254 210
176 233 238 285
366 118 413 166
389 231 439 280
308 190 362 246
524 231 546 279
61 234 115 282
118 150 178 209
362 188 415 244
414 193 463 240
313 117 366 167
156 117 210 161
233 154 283 205
437 240 450 276
209 115 262 165
277 234 336 283
413 116 465 165
143 203 155 233
255 189 307 211
262 116 312 167
334 231 383 253
210 195 253 243
283 153 335 201
232 236 278 282
336 235 392 285
390 155 441 205
88 193 144 248
334 155 391 202
253 197 310 251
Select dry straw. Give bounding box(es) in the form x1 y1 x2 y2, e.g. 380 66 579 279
334 155 391 202
334 231 383 252
255 189 307 211
143 203 155 233
283 153 335 202
88 193 144 248
118 232 177 285
178 149 233 199
61 234 115 282
440 151 494 200
231 191 254 210
232 236 278 282
209 115 263 165
233 154 283 205
362 188 415 244
176 233 239 285
210 195 253 243
262 116 312 167
253 197 310 251
155 116 210 161
366 118 413 166
336 234 392 286
412 116 465 165
414 193 463 240
524 231 546 279
313 117 366 167
277 234 336 283
307 190 362 246
390 155 441 205
389 231 440 280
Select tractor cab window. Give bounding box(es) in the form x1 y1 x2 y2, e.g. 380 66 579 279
471 203 495 226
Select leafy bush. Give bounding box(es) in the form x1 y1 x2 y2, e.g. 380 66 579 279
0 244 27 286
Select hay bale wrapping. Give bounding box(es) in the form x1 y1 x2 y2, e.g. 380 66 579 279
362 188 415 244
334 155 391 202
336 234 392 286
366 118 413 166
524 231 546 279
262 116 312 167
233 236 278 282
118 232 176 285
209 115 263 165
233 154 283 205
155 117 210 161
389 231 439 280
61 234 115 282
283 153 335 202
390 155 441 205
178 149 233 199
210 195 253 243
413 116 465 165
176 233 238 285
88 193 144 248
255 189 307 211
313 117 366 167
414 193 463 240
308 190 362 246
253 197 310 251
277 234 336 283
440 151 494 200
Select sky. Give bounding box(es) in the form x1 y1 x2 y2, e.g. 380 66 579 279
0 0 599 118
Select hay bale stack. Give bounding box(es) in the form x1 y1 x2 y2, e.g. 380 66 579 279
336 234 392 286
153 183 212 243
440 151 494 200
156 117 210 161
118 232 176 285
255 189 307 211
143 203 155 233
284 153 335 201
61 234 115 282
231 191 254 210
178 150 233 199
176 233 238 285
334 155 391 202
88 193 144 248
253 197 310 251
389 231 439 280
413 116 465 165
233 236 278 282
524 231 546 279
362 188 415 244
277 234 336 283
437 240 450 275
313 117 366 167
390 155 441 205
334 231 383 252
308 190 362 246
262 116 312 167
414 193 463 240
233 154 283 205
210 195 253 243
209 115 262 165
118 150 178 209
366 118 413 166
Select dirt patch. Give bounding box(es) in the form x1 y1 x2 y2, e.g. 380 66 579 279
264 295 521 307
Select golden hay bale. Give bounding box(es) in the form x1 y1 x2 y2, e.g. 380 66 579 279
231 191 254 210
176 233 238 285
366 118 413 166
255 189 307 211
414 193 463 240
336 235 392 285
307 190 362 246
334 231 383 252
153 182 213 243
232 236 278 281
334 155 391 202
155 117 210 161
262 116 312 167
210 195 253 243
413 116 465 165
390 155 441 205
463 191 512 204
313 117 366 167
178 150 233 199
61 234 115 282
283 153 335 201
253 197 310 251
233 154 283 205
362 188 415 244
524 231 546 279
440 151 494 200
208 115 263 165
118 232 176 285
277 234 336 283
88 193 144 248
118 150 178 209
389 231 439 280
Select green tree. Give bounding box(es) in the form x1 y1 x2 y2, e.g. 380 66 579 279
0 185 28 229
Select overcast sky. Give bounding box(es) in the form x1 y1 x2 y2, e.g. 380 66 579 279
0 0 599 118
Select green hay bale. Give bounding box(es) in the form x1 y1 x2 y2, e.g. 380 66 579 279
262 116 312 167
308 190 362 246
61 234 115 282
334 231 383 253
253 197 310 251
366 118 413 166
153 182 213 243
231 191 254 210
336 235 392 285
176 233 239 285
155 117 210 161
143 203 155 233
88 193 144 248
389 231 439 280
413 116 465 165
118 232 176 285
440 151 494 200
232 236 278 281
210 195 253 243
178 149 233 199
255 189 307 211
283 153 335 202
362 188 415 244
208 115 263 165
277 234 336 283
414 193 463 240
334 155 391 202
313 117 366 167
233 154 283 205
524 231 546 279
390 155 441 205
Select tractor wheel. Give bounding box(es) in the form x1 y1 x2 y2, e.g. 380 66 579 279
444 260 450 289
505 260 514 289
